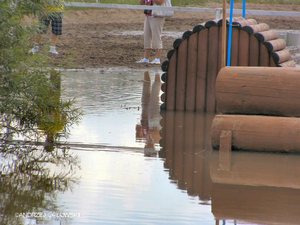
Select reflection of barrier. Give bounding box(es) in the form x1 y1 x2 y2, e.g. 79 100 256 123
160 18 296 112
160 111 300 224
212 66 300 153
159 112 213 200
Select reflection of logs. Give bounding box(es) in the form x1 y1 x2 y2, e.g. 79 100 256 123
212 183 300 225
159 112 213 200
210 151 300 188
216 67 300 117
212 115 300 153
211 149 300 224
161 18 295 112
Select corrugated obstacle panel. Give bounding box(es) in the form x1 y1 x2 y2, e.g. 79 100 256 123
160 17 296 112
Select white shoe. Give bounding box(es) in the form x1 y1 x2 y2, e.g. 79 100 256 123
136 58 149 63
29 45 39 54
150 58 161 65
49 46 58 55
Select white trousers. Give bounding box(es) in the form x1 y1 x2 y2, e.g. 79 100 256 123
144 16 165 49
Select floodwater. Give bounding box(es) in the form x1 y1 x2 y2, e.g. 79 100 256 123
2 68 300 225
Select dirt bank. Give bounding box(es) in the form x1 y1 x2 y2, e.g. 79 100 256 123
49 4 300 69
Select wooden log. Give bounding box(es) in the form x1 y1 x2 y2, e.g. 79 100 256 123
206 26 219 113
264 39 286 52
212 114 300 152
205 20 218 28
230 28 239 66
238 30 249 66
229 18 257 28
234 18 257 27
242 23 270 34
195 29 208 112
161 72 167 82
182 30 193 40
279 60 296 67
269 54 277 67
167 49 175 60
175 39 188 111
217 23 225 71
173 38 182 49
255 30 279 42
272 49 292 64
185 33 198 111
193 24 205 33
165 51 177 111
161 60 169 72
249 35 259 66
216 67 300 117
259 43 270 66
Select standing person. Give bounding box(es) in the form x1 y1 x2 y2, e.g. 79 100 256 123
30 0 64 55
137 0 167 65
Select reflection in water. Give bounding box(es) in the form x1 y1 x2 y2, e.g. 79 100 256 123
0 146 80 225
211 151 300 225
0 70 81 225
4 67 299 224
160 111 300 225
136 71 162 157
160 112 214 202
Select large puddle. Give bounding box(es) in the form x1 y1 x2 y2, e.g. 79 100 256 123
2 69 300 225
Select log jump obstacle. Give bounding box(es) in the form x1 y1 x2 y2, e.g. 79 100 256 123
160 18 296 113
212 66 300 153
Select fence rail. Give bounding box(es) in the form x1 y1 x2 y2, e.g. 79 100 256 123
65 2 300 17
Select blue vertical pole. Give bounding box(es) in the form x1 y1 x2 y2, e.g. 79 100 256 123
226 0 234 67
242 0 246 18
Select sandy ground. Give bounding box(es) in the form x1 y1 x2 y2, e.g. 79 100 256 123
49 4 300 69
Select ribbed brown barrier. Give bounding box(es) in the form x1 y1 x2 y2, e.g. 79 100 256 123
211 115 300 153
216 67 300 117
160 18 295 112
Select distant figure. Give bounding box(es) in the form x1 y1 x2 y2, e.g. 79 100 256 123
136 0 168 65
30 0 64 55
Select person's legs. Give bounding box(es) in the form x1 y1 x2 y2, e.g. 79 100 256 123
49 13 63 54
137 16 152 63
29 16 49 54
149 17 165 64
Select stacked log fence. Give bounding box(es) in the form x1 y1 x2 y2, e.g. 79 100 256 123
160 18 296 112
211 66 300 153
